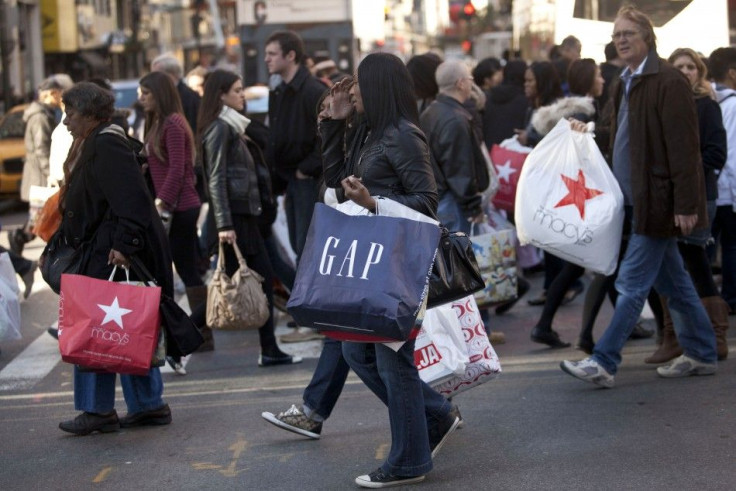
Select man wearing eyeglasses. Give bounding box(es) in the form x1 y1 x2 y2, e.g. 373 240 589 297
561 6 717 387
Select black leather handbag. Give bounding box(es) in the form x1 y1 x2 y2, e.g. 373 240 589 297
40 232 90 294
427 228 485 309
129 257 204 357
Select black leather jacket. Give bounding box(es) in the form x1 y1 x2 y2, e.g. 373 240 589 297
320 117 437 216
419 94 485 218
202 119 261 230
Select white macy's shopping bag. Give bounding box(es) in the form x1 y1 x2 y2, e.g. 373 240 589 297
415 303 469 385
515 119 624 275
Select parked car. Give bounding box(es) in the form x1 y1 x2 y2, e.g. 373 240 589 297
0 104 29 196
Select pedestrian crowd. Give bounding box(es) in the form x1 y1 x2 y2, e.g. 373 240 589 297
0 5 733 488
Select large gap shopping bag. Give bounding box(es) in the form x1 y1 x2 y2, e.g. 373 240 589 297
490 136 533 211
58 272 161 375
515 119 624 275
287 203 440 341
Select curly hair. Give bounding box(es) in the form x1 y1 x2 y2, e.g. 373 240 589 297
61 82 115 121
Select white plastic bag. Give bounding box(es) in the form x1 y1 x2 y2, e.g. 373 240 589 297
480 142 500 202
515 119 624 275
431 295 501 397
415 303 469 384
0 253 21 341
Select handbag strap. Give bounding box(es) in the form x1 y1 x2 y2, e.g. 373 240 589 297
217 241 249 272
128 256 158 287
108 265 131 283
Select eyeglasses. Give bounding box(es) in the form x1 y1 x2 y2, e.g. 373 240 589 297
611 30 639 41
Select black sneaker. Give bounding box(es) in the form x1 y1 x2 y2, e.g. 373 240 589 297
119 404 172 428
59 411 120 435
355 468 425 488
429 406 462 459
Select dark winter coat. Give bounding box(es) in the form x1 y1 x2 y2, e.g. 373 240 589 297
482 84 529 147
694 95 727 201
267 65 328 184
320 117 437 216
201 119 263 230
177 80 201 133
57 123 173 295
21 101 56 201
420 94 486 218
608 51 707 238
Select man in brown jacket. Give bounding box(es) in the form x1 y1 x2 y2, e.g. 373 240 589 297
560 6 717 387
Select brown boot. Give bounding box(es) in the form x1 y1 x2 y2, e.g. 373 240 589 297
702 296 729 360
644 297 682 364
187 286 214 352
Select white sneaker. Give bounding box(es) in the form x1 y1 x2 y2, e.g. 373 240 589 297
560 357 615 388
656 354 716 378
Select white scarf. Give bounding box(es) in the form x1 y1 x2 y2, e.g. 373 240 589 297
218 106 251 135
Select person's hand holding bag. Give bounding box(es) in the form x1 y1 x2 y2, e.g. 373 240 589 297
342 175 376 212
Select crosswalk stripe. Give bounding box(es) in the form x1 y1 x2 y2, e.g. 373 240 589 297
0 333 60 391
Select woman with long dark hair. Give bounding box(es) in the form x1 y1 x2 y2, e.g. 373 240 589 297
197 69 300 366
320 53 459 488
138 71 203 374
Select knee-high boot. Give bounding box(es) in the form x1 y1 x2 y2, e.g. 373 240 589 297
644 297 683 364
187 286 214 352
702 296 729 360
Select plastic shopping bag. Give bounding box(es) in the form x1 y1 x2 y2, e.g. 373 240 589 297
28 185 57 227
0 253 21 341
490 136 533 211
58 271 161 375
471 223 518 307
515 119 624 275
431 295 501 397
415 303 469 385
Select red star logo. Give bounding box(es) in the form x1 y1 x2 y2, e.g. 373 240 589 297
553 170 603 219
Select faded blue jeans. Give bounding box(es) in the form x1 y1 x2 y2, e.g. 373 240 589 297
593 232 717 375
74 366 165 414
342 340 452 477
284 175 320 263
302 338 350 420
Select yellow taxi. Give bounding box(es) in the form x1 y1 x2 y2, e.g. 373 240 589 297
0 104 28 196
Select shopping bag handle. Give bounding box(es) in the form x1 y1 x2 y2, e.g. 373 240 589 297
216 241 249 273
108 265 131 283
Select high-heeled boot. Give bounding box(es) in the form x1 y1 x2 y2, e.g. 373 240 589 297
702 296 729 360
644 297 682 364
187 286 214 352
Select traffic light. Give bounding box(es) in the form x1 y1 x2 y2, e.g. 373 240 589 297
462 1 476 20
461 39 473 54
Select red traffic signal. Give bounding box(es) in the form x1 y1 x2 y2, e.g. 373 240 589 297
461 40 473 54
463 2 476 18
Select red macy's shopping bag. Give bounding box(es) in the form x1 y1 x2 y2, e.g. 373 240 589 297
58 273 161 375
490 142 531 211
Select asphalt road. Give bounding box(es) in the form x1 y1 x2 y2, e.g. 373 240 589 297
0 212 734 490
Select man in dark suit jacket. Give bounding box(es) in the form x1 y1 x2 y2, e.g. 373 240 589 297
151 53 200 133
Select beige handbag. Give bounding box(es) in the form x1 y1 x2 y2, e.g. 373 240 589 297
206 241 270 330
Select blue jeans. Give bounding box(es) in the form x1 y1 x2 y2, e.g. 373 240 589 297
74 366 165 414
302 338 350 420
593 233 717 374
342 340 451 477
710 205 736 308
436 192 470 235
284 175 320 263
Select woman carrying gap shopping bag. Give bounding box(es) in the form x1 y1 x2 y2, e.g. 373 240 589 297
319 53 460 488
44 82 174 435
197 69 300 367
